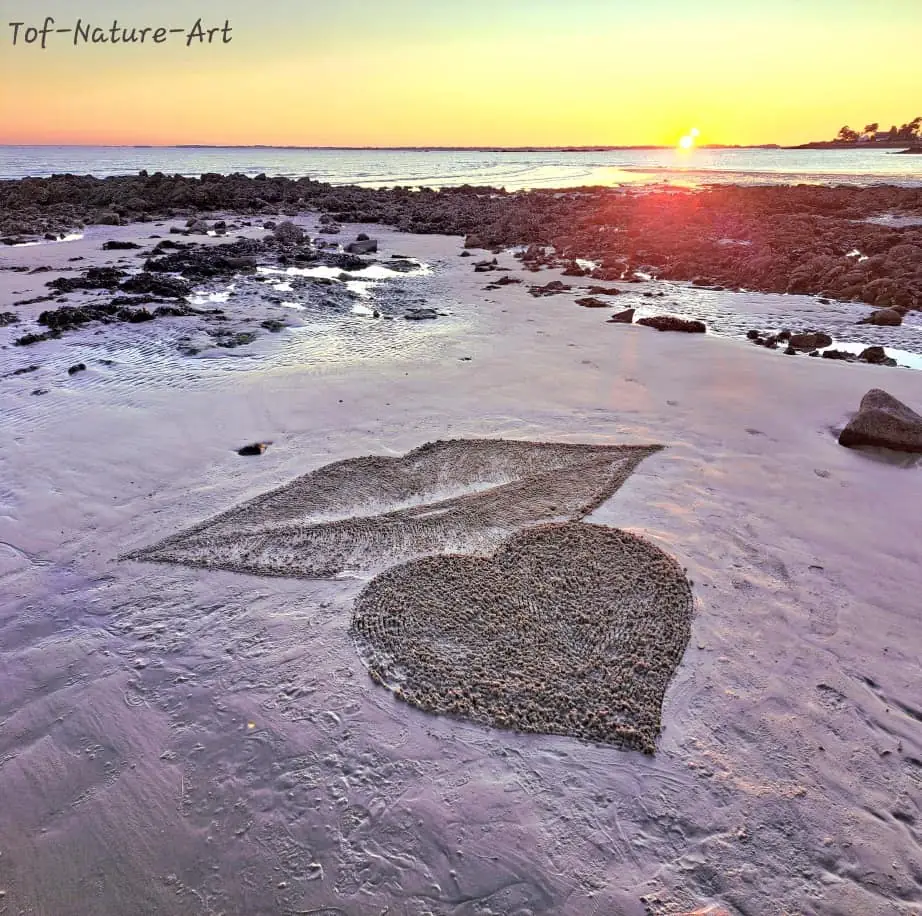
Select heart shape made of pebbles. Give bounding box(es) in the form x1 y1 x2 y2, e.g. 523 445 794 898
130 439 662 579
351 522 693 754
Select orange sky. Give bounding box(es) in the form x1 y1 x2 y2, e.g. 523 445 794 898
1 0 919 147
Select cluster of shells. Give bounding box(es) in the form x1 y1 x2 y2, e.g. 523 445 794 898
351 522 693 755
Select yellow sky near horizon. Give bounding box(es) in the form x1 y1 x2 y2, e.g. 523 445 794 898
1 0 919 147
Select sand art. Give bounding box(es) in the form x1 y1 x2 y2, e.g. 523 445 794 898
351 523 694 754
131 438 663 578
132 438 692 752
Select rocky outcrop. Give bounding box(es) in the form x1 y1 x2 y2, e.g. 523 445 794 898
838 389 922 453
607 308 635 324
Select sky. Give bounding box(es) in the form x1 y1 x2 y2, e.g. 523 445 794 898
0 0 919 147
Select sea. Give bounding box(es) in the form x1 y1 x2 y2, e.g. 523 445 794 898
1 145 921 188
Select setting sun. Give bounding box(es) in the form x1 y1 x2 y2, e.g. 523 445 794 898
678 127 700 149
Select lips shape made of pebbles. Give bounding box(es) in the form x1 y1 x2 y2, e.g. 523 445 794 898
128 438 662 579
351 521 694 754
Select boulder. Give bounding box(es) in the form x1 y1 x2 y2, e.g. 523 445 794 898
67 363 87 376
344 238 378 255
859 308 902 327
404 308 438 320
607 308 635 324
838 389 922 453
858 346 896 366
789 331 833 351
273 221 305 245
637 315 706 333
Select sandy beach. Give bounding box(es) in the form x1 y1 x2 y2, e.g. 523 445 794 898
2 211 922 915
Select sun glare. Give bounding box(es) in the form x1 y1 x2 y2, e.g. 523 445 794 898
678 127 700 150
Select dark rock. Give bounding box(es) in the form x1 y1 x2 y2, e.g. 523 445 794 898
839 389 922 453
789 332 833 351
102 240 142 250
48 266 126 293
97 212 122 226
404 308 439 320
0 312 19 326
237 442 270 456
607 308 635 324
273 220 305 245
859 308 903 327
636 315 706 333
575 297 609 308
821 349 856 361
120 272 192 298
585 285 622 296
67 363 87 376
857 346 896 366
345 238 378 255
529 281 571 297
14 331 60 346
356 232 370 241
784 346 797 355
261 319 286 332
746 329 762 340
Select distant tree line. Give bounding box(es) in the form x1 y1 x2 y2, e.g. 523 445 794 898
835 118 921 143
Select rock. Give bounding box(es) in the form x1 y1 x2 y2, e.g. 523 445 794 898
356 232 370 241
821 349 856 361
67 363 87 376
529 280 571 297
238 442 270 456
0 312 19 326
789 331 833 351
607 308 635 324
838 389 922 453
586 285 622 296
120 272 192 298
102 240 141 250
859 308 902 327
48 266 126 293
97 212 122 226
273 221 305 245
464 234 485 249
858 346 896 366
784 346 797 355
404 308 438 320
575 297 609 308
344 238 378 255
261 319 286 332
636 315 706 333
746 329 762 340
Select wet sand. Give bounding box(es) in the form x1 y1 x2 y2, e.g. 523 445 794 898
2 218 922 915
